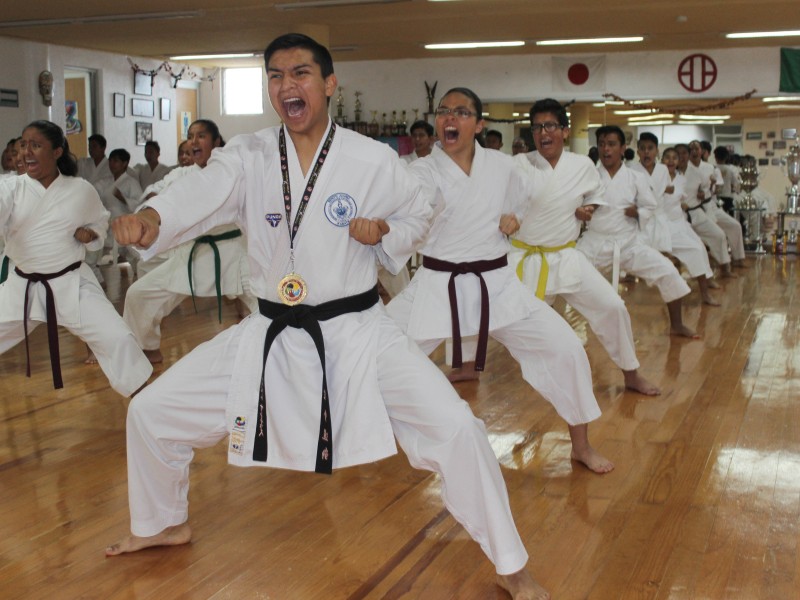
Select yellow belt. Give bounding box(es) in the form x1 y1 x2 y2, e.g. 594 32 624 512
511 239 576 299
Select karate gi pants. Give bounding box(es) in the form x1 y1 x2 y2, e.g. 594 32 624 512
123 263 257 350
392 297 601 427
667 221 714 279
0 271 152 397
124 310 529 575
704 204 745 261
688 210 730 266
377 264 410 299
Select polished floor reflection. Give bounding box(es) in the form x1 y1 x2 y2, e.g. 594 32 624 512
0 256 797 599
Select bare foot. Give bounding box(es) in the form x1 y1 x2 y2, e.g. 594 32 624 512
496 568 550 600
446 361 480 383
720 267 738 279
571 445 615 474
105 523 192 556
234 298 250 319
707 279 721 289
623 370 661 396
732 259 748 268
702 293 721 306
670 324 700 339
85 346 98 365
144 349 164 364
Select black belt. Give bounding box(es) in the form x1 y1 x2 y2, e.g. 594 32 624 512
187 229 243 323
0 255 8 284
254 285 380 474
15 261 82 389
686 204 705 224
421 255 507 371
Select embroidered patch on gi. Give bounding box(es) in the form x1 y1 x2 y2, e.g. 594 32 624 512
324 193 357 227
233 416 247 430
229 430 246 456
265 213 282 227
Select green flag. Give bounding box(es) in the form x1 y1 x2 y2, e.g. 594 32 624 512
779 47 800 93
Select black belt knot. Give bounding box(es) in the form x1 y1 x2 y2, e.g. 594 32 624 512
421 255 507 372
15 261 82 389
253 285 379 474
188 229 243 323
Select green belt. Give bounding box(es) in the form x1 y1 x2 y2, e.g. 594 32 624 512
511 238 576 299
0 256 8 284
187 229 243 323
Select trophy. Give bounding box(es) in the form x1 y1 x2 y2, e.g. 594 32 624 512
783 143 800 215
736 157 759 210
353 90 363 123
335 87 345 126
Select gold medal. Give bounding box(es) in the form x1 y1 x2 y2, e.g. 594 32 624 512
278 272 308 305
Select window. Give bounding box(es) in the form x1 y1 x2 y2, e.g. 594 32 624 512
223 67 263 115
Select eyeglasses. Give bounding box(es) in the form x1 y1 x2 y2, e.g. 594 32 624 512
434 107 477 119
531 122 564 134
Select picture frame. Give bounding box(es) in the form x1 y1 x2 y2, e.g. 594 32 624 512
131 98 154 118
135 121 153 146
745 131 762 140
782 128 798 140
767 131 776 139
758 158 769 166
134 71 152 96
113 93 125 118
160 97 171 121
771 157 781 166
773 140 787 150
758 141 768 150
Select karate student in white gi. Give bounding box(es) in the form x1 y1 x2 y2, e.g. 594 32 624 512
577 126 698 339
0 120 151 396
630 134 719 306
689 140 746 268
103 148 144 218
105 34 547 600
510 98 660 396
77 134 114 193
387 88 614 477
122 119 255 363
134 141 171 191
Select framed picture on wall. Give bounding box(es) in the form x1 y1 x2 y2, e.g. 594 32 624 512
135 121 153 146
774 140 787 150
131 98 154 118
745 131 762 140
160 98 171 121
782 128 798 140
134 71 152 96
113 93 125 118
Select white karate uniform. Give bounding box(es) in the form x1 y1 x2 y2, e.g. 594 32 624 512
387 144 601 426
632 162 713 279
77 156 114 194
509 150 640 371
123 164 256 351
100 172 144 219
683 162 733 265
577 163 691 303
705 164 745 260
0 174 152 396
134 162 171 191
124 122 528 575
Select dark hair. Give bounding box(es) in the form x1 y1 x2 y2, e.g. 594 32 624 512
109 148 131 163
638 132 659 147
264 33 334 78
595 125 626 146
190 119 225 147
674 143 689 153
144 140 160 153
24 120 78 176
662 146 678 157
439 87 483 120
485 129 502 143
624 148 635 161
713 146 730 163
699 140 712 153
588 146 599 163
529 98 570 128
410 120 434 136
87 134 107 149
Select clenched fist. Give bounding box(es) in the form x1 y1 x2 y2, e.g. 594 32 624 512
499 213 520 235
74 227 98 244
349 217 389 246
575 205 596 222
112 207 161 249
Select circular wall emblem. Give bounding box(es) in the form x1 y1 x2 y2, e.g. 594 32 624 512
678 54 717 93
568 63 590 86
324 193 357 227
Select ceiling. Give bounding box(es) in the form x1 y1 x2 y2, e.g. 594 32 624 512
2 0 800 123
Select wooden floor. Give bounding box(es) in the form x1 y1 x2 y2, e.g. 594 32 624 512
1 255 798 599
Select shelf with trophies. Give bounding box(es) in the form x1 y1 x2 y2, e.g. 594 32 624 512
772 143 800 254
332 88 415 157
734 157 767 254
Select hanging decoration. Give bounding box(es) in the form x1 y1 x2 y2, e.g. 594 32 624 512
126 57 219 89
601 90 758 115
482 100 576 124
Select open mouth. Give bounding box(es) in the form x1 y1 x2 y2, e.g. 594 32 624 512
283 97 306 118
443 126 459 143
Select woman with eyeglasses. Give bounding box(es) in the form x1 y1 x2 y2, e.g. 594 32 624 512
0 120 152 395
387 88 612 483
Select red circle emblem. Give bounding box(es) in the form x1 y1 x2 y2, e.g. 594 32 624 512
677 54 717 93
567 63 590 85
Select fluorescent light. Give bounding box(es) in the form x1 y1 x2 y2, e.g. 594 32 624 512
763 96 800 102
632 99 653 104
677 120 725 125
726 30 800 39
536 36 644 46
592 103 607 107
425 41 525 50
629 120 673 126
276 0 407 8
614 109 656 115
768 105 800 110
0 10 202 28
679 114 730 120
588 123 604 128
170 53 256 61
628 114 675 121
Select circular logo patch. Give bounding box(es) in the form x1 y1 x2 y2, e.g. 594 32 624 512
324 193 357 227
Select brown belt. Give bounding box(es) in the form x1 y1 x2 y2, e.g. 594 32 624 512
421 255 507 371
